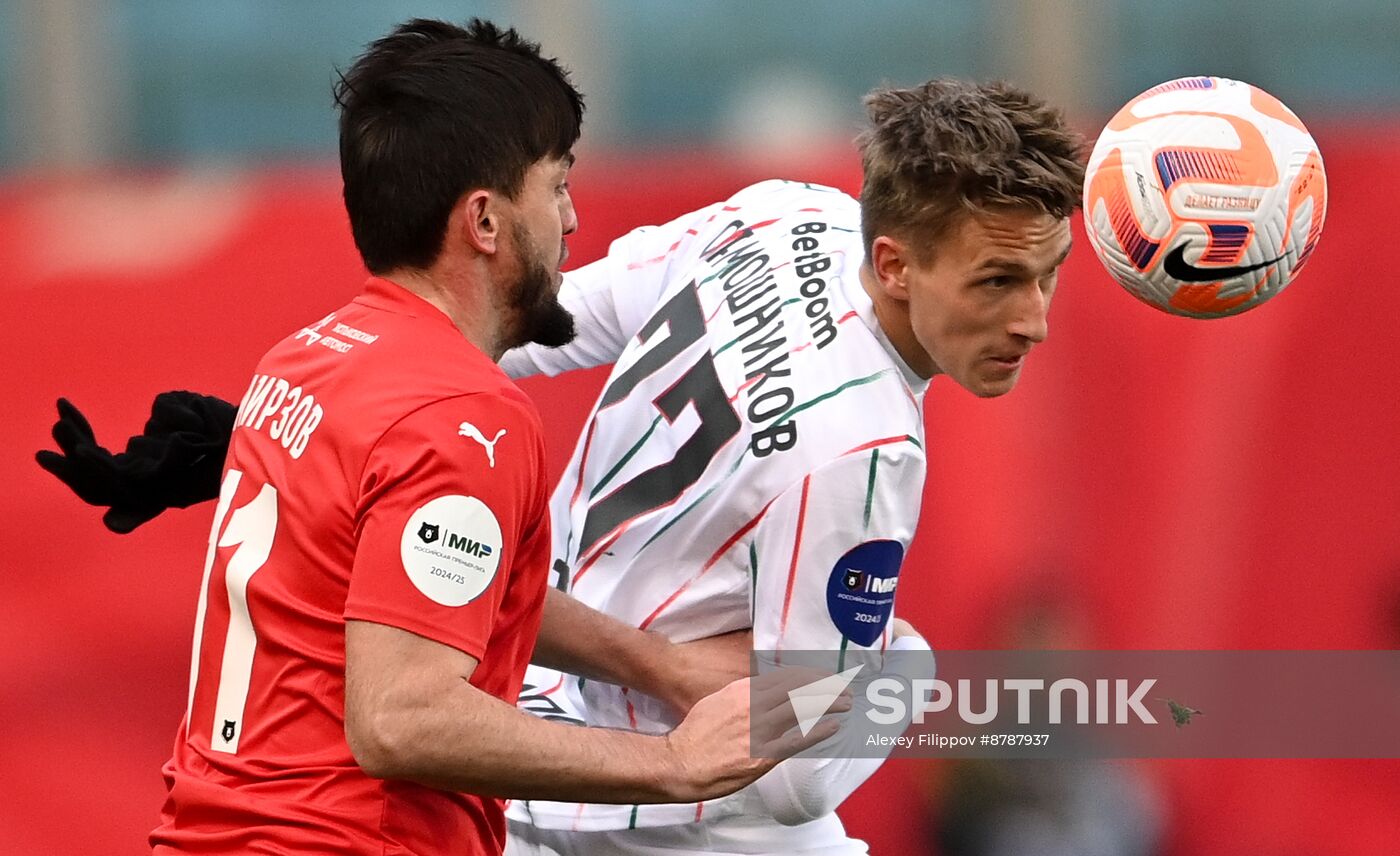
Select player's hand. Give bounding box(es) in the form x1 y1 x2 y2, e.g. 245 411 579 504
656 629 753 716
662 669 849 802
35 392 236 533
890 617 923 643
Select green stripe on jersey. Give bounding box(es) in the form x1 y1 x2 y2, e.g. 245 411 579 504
636 368 896 554
769 368 891 427
590 414 665 500
628 804 640 829
863 448 879 532
749 541 759 623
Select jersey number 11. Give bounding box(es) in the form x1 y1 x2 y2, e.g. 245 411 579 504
186 468 278 754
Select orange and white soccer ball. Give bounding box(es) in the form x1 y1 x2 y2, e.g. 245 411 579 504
1083 76 1327 318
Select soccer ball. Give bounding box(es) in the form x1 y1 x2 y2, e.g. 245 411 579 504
1082 76 1327 318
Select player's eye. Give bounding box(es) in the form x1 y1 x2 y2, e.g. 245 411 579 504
981 275 1013 288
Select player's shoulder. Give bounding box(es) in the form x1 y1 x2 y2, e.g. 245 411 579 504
377 384 545 457
258 300 540 445
723 179 859 216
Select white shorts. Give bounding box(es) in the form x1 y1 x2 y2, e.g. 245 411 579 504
504 814 869 856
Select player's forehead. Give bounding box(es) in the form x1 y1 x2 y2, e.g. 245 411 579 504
547 151 575 174
947 207 1072 272
522 152 574 182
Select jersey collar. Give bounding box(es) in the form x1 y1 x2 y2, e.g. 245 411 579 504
353 276 504 374
354 276 460 329
837 253 931 397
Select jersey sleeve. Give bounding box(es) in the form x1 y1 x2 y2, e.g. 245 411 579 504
750 441 924 658
345 392 544 661
747 442 928 825
499 201 728 379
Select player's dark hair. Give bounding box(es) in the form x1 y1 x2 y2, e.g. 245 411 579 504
857 79 1085 264
335 18 584 273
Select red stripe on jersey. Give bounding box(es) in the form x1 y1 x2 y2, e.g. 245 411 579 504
727 373 764 404
571 526 625 588
570 801 587 832
638 498 776 630
695 802 705 821
797 207 823 212
622 688 639 729
782 312 858 356
626 256 663 271
570 421 599 510
575 427 745 587
903 385 919 410
722 205 741 211
841 435 915 457
625 240 683 271
776 476 813 651
706 217 783 257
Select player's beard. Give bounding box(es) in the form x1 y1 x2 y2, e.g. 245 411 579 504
505 222 576 350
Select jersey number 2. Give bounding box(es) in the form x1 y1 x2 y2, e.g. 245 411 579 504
576 282 741 556
187 468 278 754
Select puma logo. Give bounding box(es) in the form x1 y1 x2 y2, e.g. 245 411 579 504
458 421 507 468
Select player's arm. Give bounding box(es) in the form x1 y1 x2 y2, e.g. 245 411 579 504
532 587 751 715
344 618 820 802
746 443 935 825
499 201 728 379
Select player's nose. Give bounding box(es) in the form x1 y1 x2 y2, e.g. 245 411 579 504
561 193 579 236
1007 284 1049 344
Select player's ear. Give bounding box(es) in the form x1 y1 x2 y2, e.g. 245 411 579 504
458 190 499 255
870 235 911 300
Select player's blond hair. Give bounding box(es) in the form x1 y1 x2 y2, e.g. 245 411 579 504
857 79 1085 264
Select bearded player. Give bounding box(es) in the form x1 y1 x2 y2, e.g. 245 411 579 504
37 18 841 855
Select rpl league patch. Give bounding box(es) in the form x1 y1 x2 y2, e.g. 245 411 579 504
400 495 503 606
826 539 904 646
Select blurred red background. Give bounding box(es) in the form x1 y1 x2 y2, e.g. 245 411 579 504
3 134 1398 854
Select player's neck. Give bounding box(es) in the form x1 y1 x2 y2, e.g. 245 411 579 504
381 264 506 361
858 263 938 379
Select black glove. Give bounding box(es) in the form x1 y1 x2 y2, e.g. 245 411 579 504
35 392 238 533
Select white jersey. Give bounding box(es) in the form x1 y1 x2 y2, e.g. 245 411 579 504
502 180 929 833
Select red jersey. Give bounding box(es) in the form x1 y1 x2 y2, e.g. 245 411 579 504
152 277 551 855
